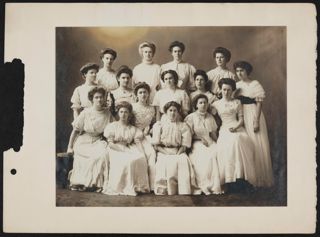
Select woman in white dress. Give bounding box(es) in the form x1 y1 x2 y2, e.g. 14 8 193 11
152 101 197 195
71 63 99 119
234 61 274 187
67 87 114 192
111 66 134 104
207 47 235 98
96 48 119 92
161 41 196 92
185 94 222 195
212 78 257 193
102 101 150 196
132 42 161 103
152 70 190 121
132 82 157 191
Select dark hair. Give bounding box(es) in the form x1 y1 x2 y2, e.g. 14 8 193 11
116 65 133 78
115 101 135 125
139 41 156 55
134 82 151 96
163 101 182 114
160 70 179 86
194 69 209 83
106 92 116 117
218 78 236 91
80 63 99 77
233 60 253 75
213 47 232 62
99 48 117 60
192 94 209 111
88 87 106 102
168 41 185 53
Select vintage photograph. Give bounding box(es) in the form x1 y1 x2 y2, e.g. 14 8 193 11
55 26 287 207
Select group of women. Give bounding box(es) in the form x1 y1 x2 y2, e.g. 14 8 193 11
66 40 274 196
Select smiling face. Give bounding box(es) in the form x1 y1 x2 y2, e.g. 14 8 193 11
215 52 227 67
166 105 178 121
235 67 249 81
118 73 131 88
196 98 208 112
171 46 183 61
118 107 130 122
163 72 176 88
92 92 105 109
221 84 233 99
141 46 153 62
136 87 149 102
102 53 115 67
84 69 97 83
195 75 206 90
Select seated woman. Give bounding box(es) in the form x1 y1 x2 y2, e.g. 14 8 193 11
111 65 134 104
71 63 99 119
185 94 222 195
152 101 197 195
212 78 257 193
152 70 190 121
102 101 150 196
67 87 114 192
132 82 157 191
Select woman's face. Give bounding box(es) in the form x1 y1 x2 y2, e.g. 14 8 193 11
84 69 97 83
136 88 149 102
118 107 130 122
141 47 153 62
102 53 115 67
221 84 233 99
196 98 208 112
171 46 183 61
166 105 178 121
118 73 131 88
92 92 105 108
215 52 227 67
163 73 176 88
235 67 248 80
195 75 206 90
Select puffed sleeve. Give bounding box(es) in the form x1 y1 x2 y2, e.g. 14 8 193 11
235 99 244 118
181 91 191 113
180 122 192 148
188 64 196 91
184 114 194 134
208 114 218 133
134 127 144 143
151 121 162 145
251 80 266 102
103 123 115 143
72 110 86 132
70 87 81 109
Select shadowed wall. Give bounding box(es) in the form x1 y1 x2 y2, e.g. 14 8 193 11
56 27 286 202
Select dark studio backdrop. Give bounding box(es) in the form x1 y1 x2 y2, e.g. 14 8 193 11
56 27 286 203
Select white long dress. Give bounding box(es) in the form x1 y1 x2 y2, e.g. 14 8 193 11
70 84 96 110
160 60 196 91
236 80 274 187
152 120 198 195
206 67 235 95
70 107 113 188
185 111 222 194
96 68 119 92
212 99 257 186
132 103 157 190
132 62 161 103
102 121 150 196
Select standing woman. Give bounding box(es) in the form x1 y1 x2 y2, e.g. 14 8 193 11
132 82 157 191
67 87 114 192
212 78 257 193
96 48 119 92
234 61 274 187
161 41 196 92
102 101 150 196
152 70 190 121
207 47 235 97
132 42 161 103
185 94 222 195
71 63 99 119
111 65 134 104
152 101 197 195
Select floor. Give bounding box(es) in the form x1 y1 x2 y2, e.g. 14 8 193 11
56 186 286 207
